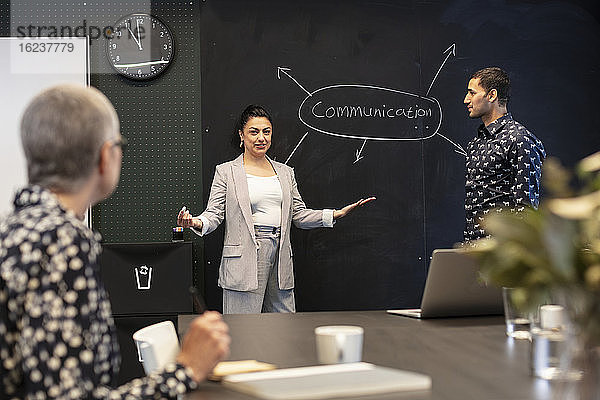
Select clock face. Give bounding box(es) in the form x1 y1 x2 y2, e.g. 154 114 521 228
106 13 174 80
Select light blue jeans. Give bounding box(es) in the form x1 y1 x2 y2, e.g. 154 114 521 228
222 225 296 314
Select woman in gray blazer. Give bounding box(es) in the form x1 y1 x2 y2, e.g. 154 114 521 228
178 105 374 314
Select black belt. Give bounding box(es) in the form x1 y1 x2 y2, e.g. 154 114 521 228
255 225 281 234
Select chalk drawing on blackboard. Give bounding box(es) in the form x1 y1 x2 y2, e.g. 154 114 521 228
284 131 309 164
354 139 367 164
426 43 455 96
278 43 466 164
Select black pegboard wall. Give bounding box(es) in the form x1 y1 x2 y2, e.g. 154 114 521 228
8 1 86 37
4 1 204 291
90 1 204 291
89 1 202 240
0 2 9 36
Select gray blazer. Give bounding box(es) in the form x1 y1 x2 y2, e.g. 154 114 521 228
193 154 333 291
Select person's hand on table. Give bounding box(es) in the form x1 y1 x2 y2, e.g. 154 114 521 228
177 206 202 229
176 311 231 382
333 197 376 219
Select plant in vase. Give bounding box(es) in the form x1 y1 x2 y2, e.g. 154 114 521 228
466 151 600 397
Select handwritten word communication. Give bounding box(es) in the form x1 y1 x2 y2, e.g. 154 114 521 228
311 101 433 120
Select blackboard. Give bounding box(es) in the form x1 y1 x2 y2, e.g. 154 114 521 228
199 0 600 311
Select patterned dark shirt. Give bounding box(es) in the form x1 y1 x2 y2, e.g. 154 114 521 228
464 114 546 241
0 186 198 399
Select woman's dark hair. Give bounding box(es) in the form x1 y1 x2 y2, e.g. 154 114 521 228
234 104 273 151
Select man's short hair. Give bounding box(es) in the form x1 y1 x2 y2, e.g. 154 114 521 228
20 85 119 192
471 67 510 106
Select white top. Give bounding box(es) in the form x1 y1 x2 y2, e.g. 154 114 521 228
194 166 335 237
246 174 283 227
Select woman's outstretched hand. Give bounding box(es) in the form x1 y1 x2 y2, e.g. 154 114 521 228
177 206 202 229
333 197 376 219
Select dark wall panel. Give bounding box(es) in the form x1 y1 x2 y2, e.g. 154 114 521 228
85 1 204 291
199 0 600 311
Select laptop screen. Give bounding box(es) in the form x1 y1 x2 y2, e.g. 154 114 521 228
419 248 503 318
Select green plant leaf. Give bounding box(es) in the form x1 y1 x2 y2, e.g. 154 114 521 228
543 158 573 197
578 151 600 173
546 191 600 220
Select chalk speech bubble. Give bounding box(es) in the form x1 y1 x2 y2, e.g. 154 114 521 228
298 84 442 141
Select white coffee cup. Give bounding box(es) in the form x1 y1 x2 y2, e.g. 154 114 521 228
314 325 364 364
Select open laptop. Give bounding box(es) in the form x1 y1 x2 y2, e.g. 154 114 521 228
387 248 503 318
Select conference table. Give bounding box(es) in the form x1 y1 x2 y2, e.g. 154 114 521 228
179 311 557 400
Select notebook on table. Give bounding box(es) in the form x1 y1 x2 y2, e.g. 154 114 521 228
387 248 503 318
222 362 431 400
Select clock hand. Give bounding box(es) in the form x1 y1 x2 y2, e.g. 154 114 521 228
126 20 142 49
114 60 169 68
136 19 143 51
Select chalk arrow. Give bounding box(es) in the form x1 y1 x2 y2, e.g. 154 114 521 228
277 67 312 97
285 132 309 165
425 43 456 96
436 132 467 157
353 139 367 164
276 66 289 80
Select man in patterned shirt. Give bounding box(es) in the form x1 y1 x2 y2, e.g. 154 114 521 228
0 85 230 399
463 67 546 242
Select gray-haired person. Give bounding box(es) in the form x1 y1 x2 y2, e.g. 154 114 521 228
0 84 230 399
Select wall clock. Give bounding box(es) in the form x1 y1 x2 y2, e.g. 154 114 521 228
106 13 174 80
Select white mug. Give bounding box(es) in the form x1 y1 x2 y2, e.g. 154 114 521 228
314 325 364 364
